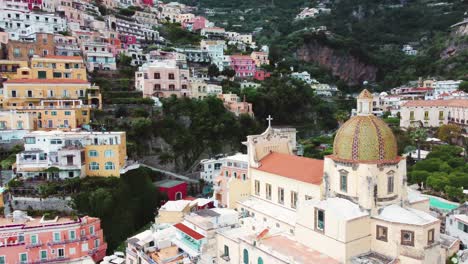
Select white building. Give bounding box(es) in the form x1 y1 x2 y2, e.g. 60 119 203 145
400 99 468 132
200 153 247 184
445 202 468 247
173 208 238 263
0 9 67 40
402 44 418 55
425 80 463 100
125 224 192 264
291 71 313 84
81 42 117 71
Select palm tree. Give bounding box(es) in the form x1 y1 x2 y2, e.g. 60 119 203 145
409 128 428 160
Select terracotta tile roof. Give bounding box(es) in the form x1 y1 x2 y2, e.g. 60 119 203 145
256 152 323 185
173 223 205 240
403 99 468 108
5 79 89 84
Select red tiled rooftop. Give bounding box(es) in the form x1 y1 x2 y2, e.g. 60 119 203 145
5 79 89 84
256 152 324 185
403 99 468 108
174 223 205 240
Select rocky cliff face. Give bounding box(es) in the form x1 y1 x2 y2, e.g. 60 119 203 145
440 19 468 59
296 41 378 86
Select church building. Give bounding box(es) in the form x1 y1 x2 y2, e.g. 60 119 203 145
214 90 458 264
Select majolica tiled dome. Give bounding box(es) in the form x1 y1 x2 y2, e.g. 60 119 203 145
333 115 398 162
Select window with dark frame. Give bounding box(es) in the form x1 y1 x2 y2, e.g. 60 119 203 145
315 208 325 232
401 230 415 246
428 229 435 244
340 171 347 192
376 225 388 242
387 175 394 194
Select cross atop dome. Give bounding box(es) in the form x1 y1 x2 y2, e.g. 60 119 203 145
266 115 273 128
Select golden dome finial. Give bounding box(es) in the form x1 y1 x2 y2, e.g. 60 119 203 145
358 89 373 100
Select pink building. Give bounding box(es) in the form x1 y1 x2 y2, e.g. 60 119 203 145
254 70 271 81
182 16 210 32
140 0 153 6
135 60 190 98
218 93 254 117
0 211 107 264
230 55 256 78
120 35 137 46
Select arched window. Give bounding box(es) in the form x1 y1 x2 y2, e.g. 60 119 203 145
89 162 99 171
88 150 98 157
105 162 115 170
104 150 114 157
258 257 264 264
243 249 249 264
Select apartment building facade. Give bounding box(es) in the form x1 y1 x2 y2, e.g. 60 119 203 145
0 211 107 264
5 33 56 60
16 130 127 179
135 60 190 98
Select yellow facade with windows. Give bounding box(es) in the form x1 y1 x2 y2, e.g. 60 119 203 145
0 79 101 109
30 56 87 81
84 133 127 177
0 60 28 80
0 110 35 130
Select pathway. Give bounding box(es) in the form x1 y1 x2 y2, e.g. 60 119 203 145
140 164 199 183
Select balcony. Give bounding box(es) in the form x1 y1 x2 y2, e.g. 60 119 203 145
29 256 70 264
25 241 43 249
47 238 80 246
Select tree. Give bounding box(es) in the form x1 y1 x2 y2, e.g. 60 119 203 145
444 186 463 201
221 68 236 78
208 64 220 77
410 171 430 188
426 172 449 192
437 124 462 143
334 110 349 127
459 81 468 92
409 128 428 160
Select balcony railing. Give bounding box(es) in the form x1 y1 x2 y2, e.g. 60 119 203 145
29 256 70 264
47 238 80 246
25 241 43 249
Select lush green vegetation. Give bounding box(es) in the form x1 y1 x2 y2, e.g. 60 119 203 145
158 23 203 46
0 145 23 169
240 76 338 129
301 135 334 159
72 168 165 252
180 0 468 90
153 96 262 169
408 145 468 202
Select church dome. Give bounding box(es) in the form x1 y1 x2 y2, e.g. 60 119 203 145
332 114 398 163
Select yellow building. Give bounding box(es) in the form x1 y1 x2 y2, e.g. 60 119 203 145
32 100 91 130
30 56 87 81
0 60 28 80
0 110 35 130
84 132 127 177
0 79 101 109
